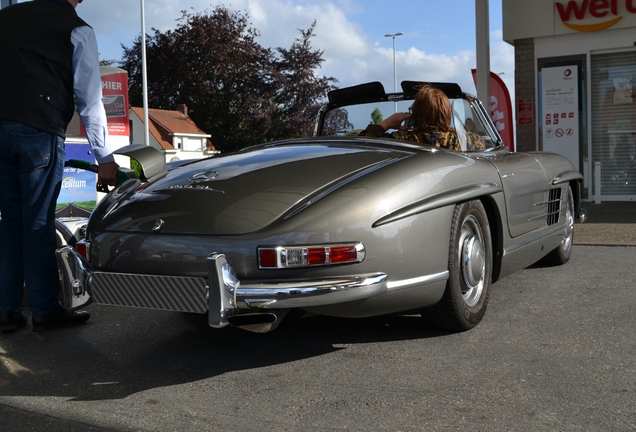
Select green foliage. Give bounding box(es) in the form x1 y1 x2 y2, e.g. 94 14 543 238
56 201 96 211
130 158 143 179
99 57 116 67
371 107 383 125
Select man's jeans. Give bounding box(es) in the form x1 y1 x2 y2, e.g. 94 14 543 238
0 120 65 316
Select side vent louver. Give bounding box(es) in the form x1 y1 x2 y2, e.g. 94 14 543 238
547 188 562 226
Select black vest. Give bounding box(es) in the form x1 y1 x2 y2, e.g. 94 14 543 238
0 0 89 138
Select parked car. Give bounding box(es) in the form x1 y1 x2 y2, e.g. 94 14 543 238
56 80 585 333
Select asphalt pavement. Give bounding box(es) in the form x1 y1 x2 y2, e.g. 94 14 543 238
577 201 636 246
1 201 635 431
1 244 635 431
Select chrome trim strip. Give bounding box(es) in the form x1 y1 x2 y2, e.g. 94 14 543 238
503 224 565 256
373 183 502 228
527 212 548 222
284 159 400 220
235 273 388 310
386 271 449 291
552 170 584 185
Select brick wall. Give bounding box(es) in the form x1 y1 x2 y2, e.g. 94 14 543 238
514 38 536 152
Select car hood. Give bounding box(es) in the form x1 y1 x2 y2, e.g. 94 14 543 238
95 144 395 235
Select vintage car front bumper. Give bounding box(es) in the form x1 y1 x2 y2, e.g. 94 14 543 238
56 246 388 332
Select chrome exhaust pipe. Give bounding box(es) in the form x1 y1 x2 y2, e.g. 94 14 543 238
228 311 287 333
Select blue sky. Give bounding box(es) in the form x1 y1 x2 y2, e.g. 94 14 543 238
14 0 514 102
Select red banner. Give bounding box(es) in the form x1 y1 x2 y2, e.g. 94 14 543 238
100 66 130 137
471 69 514 152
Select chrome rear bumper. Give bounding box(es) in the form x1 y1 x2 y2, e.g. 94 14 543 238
56 246 388 331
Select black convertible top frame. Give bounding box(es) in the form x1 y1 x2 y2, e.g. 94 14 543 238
326 81 463 109
314 80 465 136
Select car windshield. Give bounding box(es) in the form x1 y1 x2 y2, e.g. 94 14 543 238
321 97 499 152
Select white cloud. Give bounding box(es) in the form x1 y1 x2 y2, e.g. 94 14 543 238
72 0 514 101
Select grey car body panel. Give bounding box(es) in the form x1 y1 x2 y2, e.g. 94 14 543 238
98 144 395 235
56 80 583 327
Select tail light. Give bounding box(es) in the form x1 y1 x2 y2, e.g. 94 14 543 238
135 181 151 192
258 243 365 269
75 239 90 259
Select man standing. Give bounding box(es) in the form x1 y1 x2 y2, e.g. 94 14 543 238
0 0 119 332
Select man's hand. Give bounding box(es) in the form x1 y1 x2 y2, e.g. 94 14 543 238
97 161 120 187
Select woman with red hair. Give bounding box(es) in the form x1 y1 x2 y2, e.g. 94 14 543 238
359 85 461 151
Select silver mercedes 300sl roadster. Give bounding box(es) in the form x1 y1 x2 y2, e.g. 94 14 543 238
56 81 585 333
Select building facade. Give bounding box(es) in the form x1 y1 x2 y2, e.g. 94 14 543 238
504 0 636 202
129 105 218 163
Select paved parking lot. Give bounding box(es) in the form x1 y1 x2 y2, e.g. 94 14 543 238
1 244 635 431
576 201 636 245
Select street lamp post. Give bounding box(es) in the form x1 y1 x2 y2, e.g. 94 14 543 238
384 32 403 113
141 0 150 146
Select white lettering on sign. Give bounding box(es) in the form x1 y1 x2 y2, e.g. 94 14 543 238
490 96 505 132
62 177 87 189
102 81 123 91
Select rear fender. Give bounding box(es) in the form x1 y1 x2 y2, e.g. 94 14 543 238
478 193 506 284
372 182 503 227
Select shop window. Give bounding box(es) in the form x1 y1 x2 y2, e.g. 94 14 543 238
591 51 636 199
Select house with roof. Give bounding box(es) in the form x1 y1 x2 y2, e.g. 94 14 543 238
129 104 218 162
65 103 218 163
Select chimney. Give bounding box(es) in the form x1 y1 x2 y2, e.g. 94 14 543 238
177 104 188 117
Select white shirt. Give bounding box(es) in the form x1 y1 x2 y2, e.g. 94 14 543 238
71 25 114 164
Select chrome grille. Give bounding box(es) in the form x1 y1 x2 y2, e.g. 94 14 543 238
91 272 208 313
547 188 562 226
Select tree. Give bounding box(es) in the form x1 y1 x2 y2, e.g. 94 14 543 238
120 7 350 152
323 108 354 136
121 7 276 152
99 58 117 67
370 107 383 125
270 21 339 139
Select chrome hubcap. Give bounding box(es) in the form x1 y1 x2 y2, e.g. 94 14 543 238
460 215 485 307
562 197 574 252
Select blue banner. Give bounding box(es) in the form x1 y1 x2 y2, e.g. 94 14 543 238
57 143 96 211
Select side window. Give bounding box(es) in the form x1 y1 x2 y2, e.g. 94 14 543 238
451 99 471 151
451 98 496 151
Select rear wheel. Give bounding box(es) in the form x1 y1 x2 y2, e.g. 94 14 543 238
422 200 492 331
542 186 574 266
